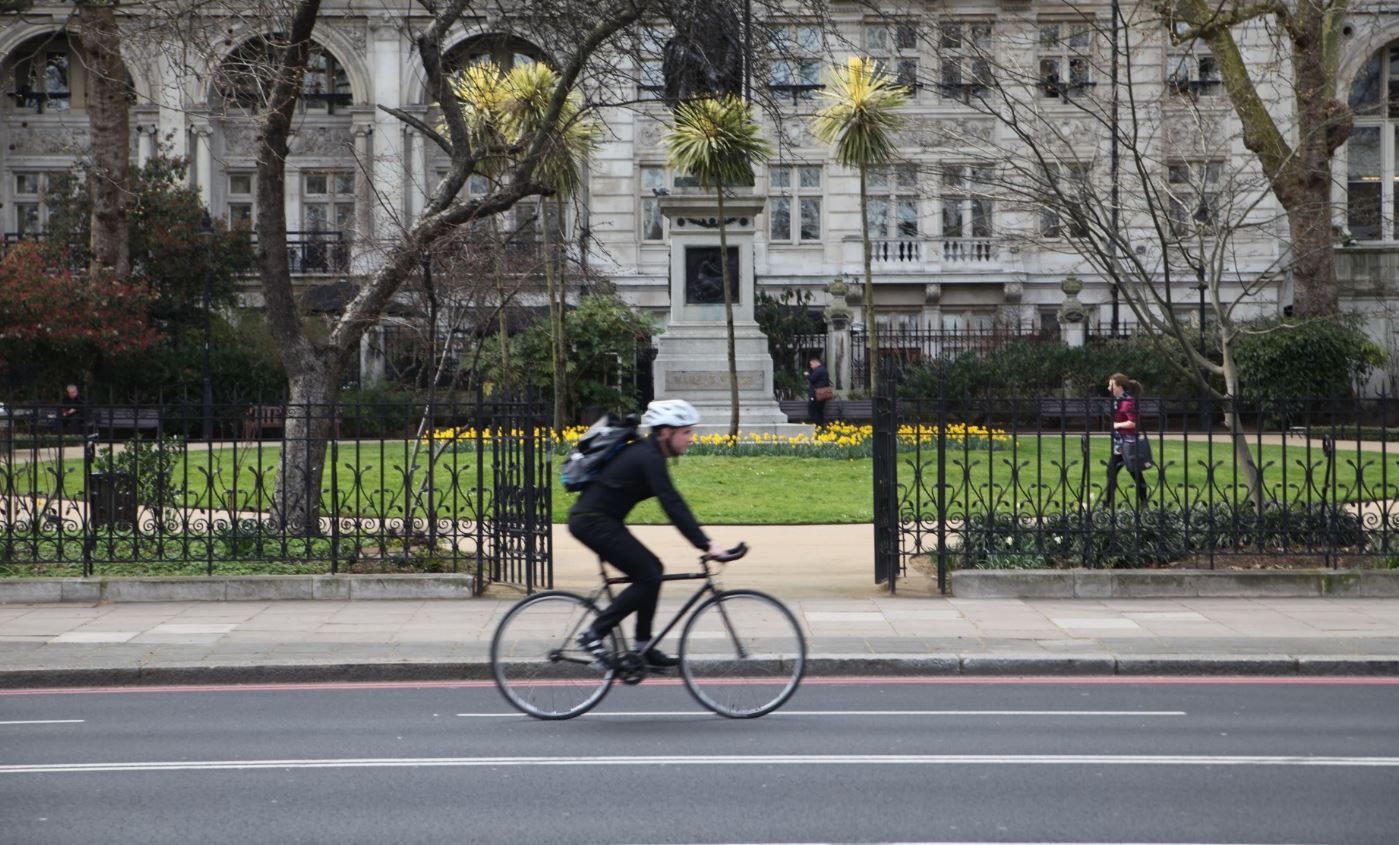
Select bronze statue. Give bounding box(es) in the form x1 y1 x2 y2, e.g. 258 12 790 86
662 0 744 104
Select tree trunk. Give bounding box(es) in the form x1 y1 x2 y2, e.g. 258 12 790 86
544 197 567 430
859 167 878 392
555 196 569 427
718 189 739 437
492 218 512 386
1221 348 1265 512
78 1 130 278
275 369 339 536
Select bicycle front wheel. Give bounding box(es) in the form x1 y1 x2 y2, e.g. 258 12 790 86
679 589 806 718
490 591 620 720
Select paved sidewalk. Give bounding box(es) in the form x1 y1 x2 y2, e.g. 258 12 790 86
3 593 1399 687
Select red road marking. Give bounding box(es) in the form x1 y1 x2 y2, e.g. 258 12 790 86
1 675 1397 696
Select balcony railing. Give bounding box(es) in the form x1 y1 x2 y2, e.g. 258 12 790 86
869 237 924 267
940 237 996 264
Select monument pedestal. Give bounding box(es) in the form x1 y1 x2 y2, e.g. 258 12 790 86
653 193 808 436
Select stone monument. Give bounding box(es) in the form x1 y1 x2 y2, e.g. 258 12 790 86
651 194 800 434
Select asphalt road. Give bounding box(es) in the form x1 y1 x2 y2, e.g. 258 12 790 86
2 677 1397 845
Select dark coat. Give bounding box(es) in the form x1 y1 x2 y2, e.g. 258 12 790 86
807 364 830 400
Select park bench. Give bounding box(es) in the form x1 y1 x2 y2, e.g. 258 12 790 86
780 398 874 423
90 407 163 436
1036 396 1162 430
243 404 343 440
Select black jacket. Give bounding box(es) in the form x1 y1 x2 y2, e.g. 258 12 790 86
569 434 709 550
807 365 830 400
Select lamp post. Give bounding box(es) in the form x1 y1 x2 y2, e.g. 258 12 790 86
198 212 215 442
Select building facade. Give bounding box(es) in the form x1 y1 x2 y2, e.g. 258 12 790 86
3 2 1398 390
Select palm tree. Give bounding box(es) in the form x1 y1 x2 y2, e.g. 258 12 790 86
500 62 602 431
810 57 909 393
448 63 517 385
664 95 772 437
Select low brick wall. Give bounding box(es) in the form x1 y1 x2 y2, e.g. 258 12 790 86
950 569 1399 598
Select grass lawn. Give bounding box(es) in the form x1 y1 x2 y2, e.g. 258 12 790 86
9 437 1396 525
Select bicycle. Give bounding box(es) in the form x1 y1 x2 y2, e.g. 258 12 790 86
490 542 806 720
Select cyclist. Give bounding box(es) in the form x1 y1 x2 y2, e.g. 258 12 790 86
569 398 729 668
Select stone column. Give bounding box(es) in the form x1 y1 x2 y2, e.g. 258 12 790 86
350 117 375 273
190 119 214 208
1058 274 1087 349
368 19 405 247
359 326 387 386
825 277 854 392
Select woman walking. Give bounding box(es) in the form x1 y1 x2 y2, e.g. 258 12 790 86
1105 372 1149 508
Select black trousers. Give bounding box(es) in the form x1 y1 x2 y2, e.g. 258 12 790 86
808 398 826 426
1105 451 1148 507
567 514 664 642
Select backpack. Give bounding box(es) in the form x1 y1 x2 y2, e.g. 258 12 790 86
560 413 639 492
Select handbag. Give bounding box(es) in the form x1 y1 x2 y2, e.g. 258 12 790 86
1123 435 1153 473
814 386 834 402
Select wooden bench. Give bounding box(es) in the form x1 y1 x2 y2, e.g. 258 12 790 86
243 405 343 440
90 407 162 436
780 398 874 423
1036 396 1162 429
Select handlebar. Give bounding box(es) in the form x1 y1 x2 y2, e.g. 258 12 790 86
701 542 748 564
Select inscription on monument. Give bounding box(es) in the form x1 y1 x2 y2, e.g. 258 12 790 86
684 245 740 305
666 370 761 391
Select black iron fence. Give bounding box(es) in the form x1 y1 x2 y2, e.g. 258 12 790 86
0 393 553 593
851 326 1039 391
872 379 1399 593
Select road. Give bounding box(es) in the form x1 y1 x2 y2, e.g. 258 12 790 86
2 677 1397 844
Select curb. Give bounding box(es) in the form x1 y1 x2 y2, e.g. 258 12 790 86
5 654 1399 689
0 575 476 604
950 569 1399 598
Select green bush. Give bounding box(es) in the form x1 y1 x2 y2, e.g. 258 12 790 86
337 384 421 437
1232 316 1386 414
959 504 1365 570
93 436 186 512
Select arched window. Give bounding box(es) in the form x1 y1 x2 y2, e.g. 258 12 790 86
447 33 548 73
4 32 134 114
215 38 351 114
1346 43 1399 240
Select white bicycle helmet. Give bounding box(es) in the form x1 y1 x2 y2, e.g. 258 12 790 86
642 399 701 429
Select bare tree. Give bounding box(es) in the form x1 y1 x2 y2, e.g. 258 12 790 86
900 5 1299 505
1162 0 1350 317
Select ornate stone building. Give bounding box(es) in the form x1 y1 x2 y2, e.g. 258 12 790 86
3 2 1398 391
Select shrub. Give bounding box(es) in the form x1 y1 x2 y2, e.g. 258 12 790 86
959 504 1365 569
1232 316 1387 425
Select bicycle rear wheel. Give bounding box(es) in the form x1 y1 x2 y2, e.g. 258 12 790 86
679 589 806 718
491 591 620 720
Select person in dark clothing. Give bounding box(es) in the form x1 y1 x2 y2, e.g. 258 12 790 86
1104 372 1149 508
805 356 830 428
59 384 87 434
569 399 727 668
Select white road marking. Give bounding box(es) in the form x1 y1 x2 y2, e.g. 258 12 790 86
456 710 1187 718
4 754 1394 775
0 720 84 726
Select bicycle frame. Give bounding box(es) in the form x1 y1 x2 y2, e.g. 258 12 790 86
586 557 745 659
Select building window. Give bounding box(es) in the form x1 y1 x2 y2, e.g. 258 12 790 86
227 172 255 227
866 21 920 94
12 172 65 235
219 39 352 113
302 47 352 114
1040 162 1090 239
10 44 72 113
302 170 355 235
938 22 992 103
1038 21 1094 99
767 23 824 105
866 164 920 239
768 164 822 242
1166 161 1221 235
941 165 993 240
640 166 666 241
1345 43 1399 241
1167 27 1220 98
636 27 669 101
